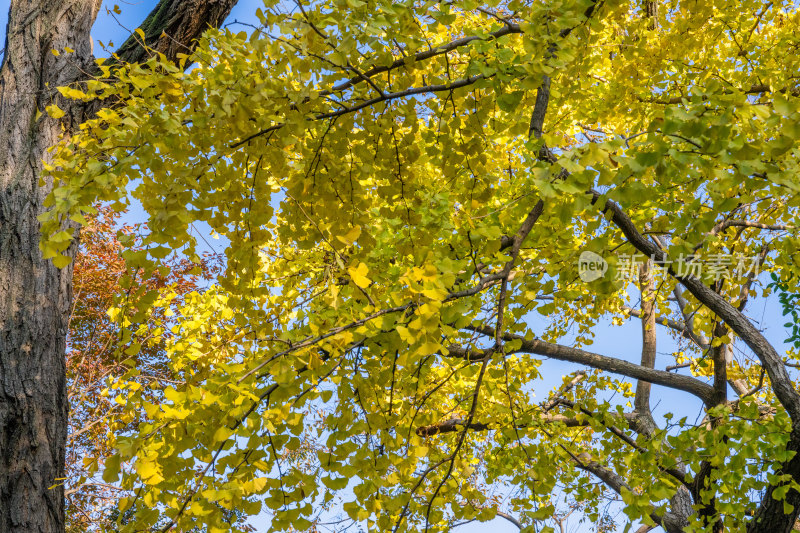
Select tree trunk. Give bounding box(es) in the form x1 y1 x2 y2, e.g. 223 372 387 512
0 1 237 531
747 428 800 533
1 3 102 530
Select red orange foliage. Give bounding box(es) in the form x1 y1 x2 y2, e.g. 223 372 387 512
65 207 218 531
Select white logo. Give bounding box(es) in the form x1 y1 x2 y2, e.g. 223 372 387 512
578 251 607 282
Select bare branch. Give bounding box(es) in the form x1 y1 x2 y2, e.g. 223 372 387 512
325 23 522 95
591 190 800 423
459 325 716 405
623 306 704 347
232 74 488 148
710 220 794 236
638 82 800 105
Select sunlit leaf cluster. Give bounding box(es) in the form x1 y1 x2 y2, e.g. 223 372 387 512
42 0 800 531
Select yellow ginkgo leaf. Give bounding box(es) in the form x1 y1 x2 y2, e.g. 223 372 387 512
45 105 64 119
348 262 370 288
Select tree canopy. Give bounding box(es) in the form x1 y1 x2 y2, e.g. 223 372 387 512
40 0 800 531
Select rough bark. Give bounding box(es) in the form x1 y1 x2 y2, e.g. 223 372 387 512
662 487 692 533
643 0 658 29
747 429 800 533
114 0 238 64
632 260 658 436
1 4 102 531
0 1 237 531
691 320 729 533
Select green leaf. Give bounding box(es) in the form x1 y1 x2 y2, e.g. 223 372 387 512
103 454 121 483
497 91 524 112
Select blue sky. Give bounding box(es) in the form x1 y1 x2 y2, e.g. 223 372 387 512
1 2 795 532
88 0 267 56
0 1 265 61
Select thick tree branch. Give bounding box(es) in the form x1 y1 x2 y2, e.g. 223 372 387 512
633 260 658 436
458 326 716 405
496 511 523 530
691 318 729 532
710 321 729 406
113 0 239 64
591 191 800 424
416 414 586 436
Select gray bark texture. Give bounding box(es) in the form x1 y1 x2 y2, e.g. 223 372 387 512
1 4 102 530
0 1 237 531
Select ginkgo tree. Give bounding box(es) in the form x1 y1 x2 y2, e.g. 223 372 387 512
41 0 800 531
